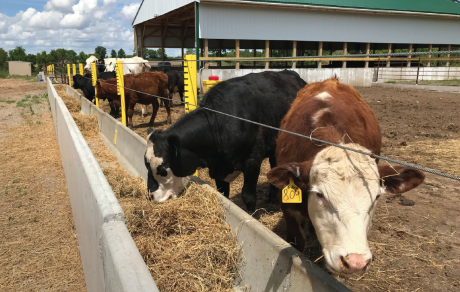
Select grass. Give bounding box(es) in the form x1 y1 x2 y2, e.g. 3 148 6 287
0 69 38 82
388 79 460 86
0 99 15 104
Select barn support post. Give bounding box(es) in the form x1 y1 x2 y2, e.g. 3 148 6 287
387 43 392 67
79 63 84 75
292 41 297 69
342 42 347 68
365 43 370 68
141 24 146 59
204 39 209 69
447 44 452 67
134 26 138 57
195 2 200 68
265 40 270 69
407 44 413 67
67 64 72 87
253 45 256 67
235 40 240 69
318 41 323 68
91 62 99 108
115 61 126 126
427 44 432 67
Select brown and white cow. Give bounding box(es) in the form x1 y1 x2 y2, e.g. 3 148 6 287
267 76 425 276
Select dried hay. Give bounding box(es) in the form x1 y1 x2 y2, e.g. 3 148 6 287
59 88 241 292
125 183 241 292
0 111 86 288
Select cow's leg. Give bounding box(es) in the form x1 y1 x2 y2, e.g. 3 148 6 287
267 155 279 204
127 100 135 128
148 99 160 127
179 90 184 103
215 180 230 198
241 159 261 213
283 209 307 252
141 105 147 118
163 93 172 125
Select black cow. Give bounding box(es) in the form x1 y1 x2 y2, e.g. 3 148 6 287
97 58 106 73
72 72 120 118
144 70 307 212
158 70 184 107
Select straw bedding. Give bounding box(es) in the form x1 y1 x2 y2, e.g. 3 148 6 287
58 85 240 291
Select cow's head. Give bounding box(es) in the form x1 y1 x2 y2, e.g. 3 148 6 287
144 128 200 202
267 143 424 276
84 55 98 72
96 58 106 73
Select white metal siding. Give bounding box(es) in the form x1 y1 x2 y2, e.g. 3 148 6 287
199 3 460 45
133 0 198 26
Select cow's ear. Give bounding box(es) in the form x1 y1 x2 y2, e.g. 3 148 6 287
267 160 313 190
167 134 181 157
378 165 425 194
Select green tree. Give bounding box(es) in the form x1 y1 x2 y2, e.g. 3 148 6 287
26 54 36 64
118 48 126 58
95 46 107 58
8 46 27 61
36 51 47 71
0 48 7 69
78 51 88 63
110 49 117 58
66 50 77 63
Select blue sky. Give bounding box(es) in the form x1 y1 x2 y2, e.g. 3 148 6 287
0 0 179 56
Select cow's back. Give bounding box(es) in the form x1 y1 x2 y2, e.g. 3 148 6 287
276 77 381 165
196 71 306 162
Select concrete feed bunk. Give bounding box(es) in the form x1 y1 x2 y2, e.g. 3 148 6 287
47 78 349 291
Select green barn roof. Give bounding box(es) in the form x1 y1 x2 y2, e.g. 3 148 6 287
244 0 460 16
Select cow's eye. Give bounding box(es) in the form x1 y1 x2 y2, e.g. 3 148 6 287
376 194 381 200
316 192 324 199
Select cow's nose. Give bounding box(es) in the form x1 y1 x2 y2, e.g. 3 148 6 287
339 254 371 274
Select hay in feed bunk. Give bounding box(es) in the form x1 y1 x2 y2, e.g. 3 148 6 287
58 85 242 292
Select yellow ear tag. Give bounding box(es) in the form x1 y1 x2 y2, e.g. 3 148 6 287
282 177 302 203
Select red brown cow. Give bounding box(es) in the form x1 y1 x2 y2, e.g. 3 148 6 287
267 76 425 276
95 71 171 128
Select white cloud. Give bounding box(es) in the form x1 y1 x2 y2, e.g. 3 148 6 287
0 0 141 55
121 3 140 21
45 0 76 14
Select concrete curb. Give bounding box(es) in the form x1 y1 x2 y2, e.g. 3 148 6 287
372 82 460 92
65 84 351 291
48 79 159 292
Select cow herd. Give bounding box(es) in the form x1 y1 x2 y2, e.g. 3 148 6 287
72 55 184 127
71 57 426 277
142 70 425 277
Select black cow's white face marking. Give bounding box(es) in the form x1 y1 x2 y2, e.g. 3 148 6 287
145 134 191 202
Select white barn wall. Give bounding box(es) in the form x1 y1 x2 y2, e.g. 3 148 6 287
200 68 374 87
199 3 460 44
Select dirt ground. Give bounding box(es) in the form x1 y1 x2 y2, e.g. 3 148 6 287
0 79 86 291
95 85 460 291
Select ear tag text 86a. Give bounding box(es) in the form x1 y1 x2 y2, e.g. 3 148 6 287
282 177 302 203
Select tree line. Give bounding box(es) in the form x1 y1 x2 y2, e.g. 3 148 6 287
0 46 131 74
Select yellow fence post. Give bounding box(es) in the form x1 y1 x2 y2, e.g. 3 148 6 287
79 63 83 75
67 64 71 86
184 55 198 176
91 62 99 108
72 64 76 77
52 64 55 74
184 55 197 113
116 61 127 126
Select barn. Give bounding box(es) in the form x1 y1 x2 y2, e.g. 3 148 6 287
132 0 460 70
